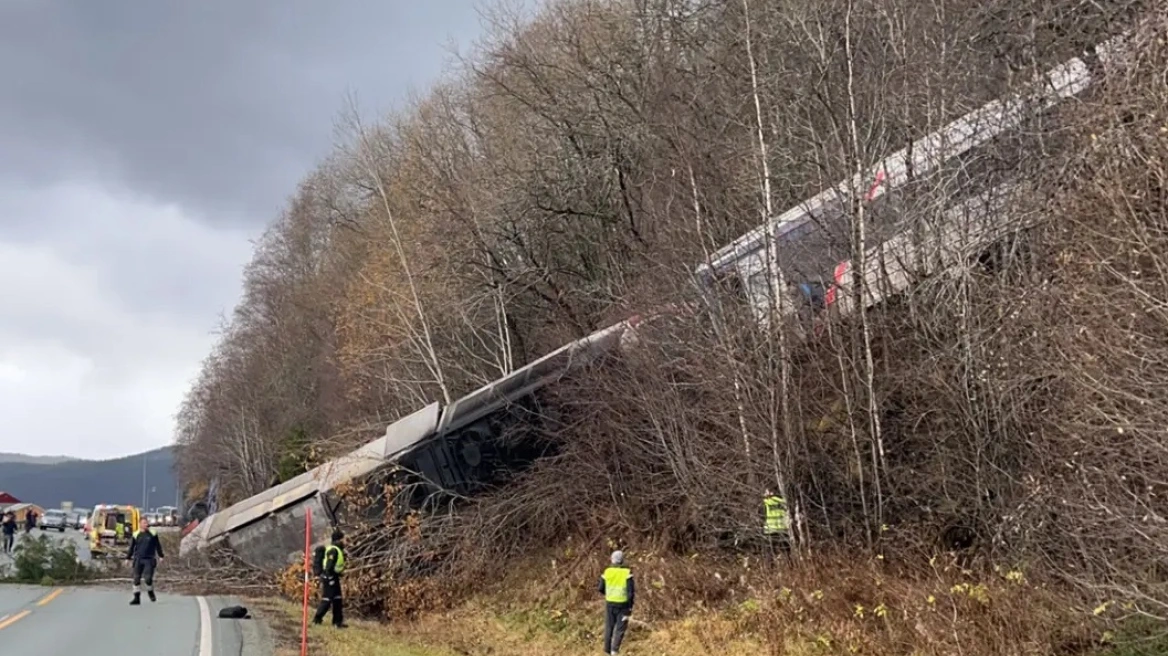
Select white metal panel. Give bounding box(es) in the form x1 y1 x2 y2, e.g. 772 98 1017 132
317 402 442 491
829 183 1021 315
697 39 1104 280
436 320 629 435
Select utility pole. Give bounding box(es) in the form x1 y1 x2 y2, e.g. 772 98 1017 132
141 452 147 508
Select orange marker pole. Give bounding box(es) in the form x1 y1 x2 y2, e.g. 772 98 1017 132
301 507 312 656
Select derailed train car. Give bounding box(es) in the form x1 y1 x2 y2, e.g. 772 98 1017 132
180 319 643 569
695 28 1133 326
183 24 1141 570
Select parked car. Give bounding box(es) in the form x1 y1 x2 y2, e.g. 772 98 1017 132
155 506 179 526
70 508 90 529
39 509 68 532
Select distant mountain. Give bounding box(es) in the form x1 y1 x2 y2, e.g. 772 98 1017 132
0 453 77 465
0 447 178 510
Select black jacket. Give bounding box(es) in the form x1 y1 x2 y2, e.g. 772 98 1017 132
1 518 15 535
126 529 165 561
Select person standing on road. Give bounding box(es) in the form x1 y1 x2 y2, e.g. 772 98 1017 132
126 517 164 605
1 512 16 554
24 509 36 534
598 550 635 655
312 529 348 628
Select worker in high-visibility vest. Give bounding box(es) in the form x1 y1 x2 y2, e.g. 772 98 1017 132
312 529 348 628
762 490 790 556
597 550 635 655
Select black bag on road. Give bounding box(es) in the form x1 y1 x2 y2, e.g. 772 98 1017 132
218 605 250 619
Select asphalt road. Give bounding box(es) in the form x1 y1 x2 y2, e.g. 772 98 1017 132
0 528 271 655
0 584 268 655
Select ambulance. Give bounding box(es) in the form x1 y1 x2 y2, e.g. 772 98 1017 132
88 504 140 559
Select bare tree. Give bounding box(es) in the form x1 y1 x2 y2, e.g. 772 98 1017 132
337 98 454 406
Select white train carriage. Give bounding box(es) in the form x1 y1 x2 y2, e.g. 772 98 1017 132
696 29 1132 326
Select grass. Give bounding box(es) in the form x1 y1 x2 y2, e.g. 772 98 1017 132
258 582 766 656
1099 616 1168 656
258 548 1166 656
257 586 1157 656
260 599 767 656
253 598 452 656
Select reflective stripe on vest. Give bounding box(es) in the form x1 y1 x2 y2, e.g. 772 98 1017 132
763 496 789 534
326 545 346 573
603 566 631 603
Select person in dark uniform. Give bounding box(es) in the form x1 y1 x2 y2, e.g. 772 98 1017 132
313 529 348 628
1 512 16 553
126 517 164 605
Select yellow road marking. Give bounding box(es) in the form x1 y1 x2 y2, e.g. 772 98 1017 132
36 588 64 606
0 610 30 630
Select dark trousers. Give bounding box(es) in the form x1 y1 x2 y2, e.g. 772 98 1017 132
603 603 631 654
313 576 344 626
132 558 157 592
766 532 791 560
2 533 13 553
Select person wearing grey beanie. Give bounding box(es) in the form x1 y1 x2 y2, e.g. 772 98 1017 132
598 550 635 654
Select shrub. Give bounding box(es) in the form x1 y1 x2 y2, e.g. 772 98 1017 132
10 535 93 584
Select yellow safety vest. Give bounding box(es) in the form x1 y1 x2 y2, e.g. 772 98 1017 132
763 495 789 534
326 545 346 573
602 566 631 603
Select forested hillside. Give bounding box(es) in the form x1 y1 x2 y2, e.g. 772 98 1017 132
0 453 75 465
176 0 1166 652
0 447 176 508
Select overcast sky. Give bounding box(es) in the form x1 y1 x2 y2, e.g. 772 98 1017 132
0 1 486 460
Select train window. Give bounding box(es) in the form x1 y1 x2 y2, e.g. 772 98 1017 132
794 281 828 312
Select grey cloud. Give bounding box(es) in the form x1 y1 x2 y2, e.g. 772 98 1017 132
0 0 485 230
0 2 487 458
0 182 253 323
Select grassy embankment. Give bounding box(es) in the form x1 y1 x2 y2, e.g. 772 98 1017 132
249 545 1168 656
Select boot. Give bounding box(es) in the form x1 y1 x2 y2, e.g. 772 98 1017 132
129 592 141 606
148 591 156 602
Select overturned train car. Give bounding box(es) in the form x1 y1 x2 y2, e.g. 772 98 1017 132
180 319 641 570
694 28 1134 326
183 25 1140 571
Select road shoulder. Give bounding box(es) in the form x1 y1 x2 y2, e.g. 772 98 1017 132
248 597 444 656
203 593 277 656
